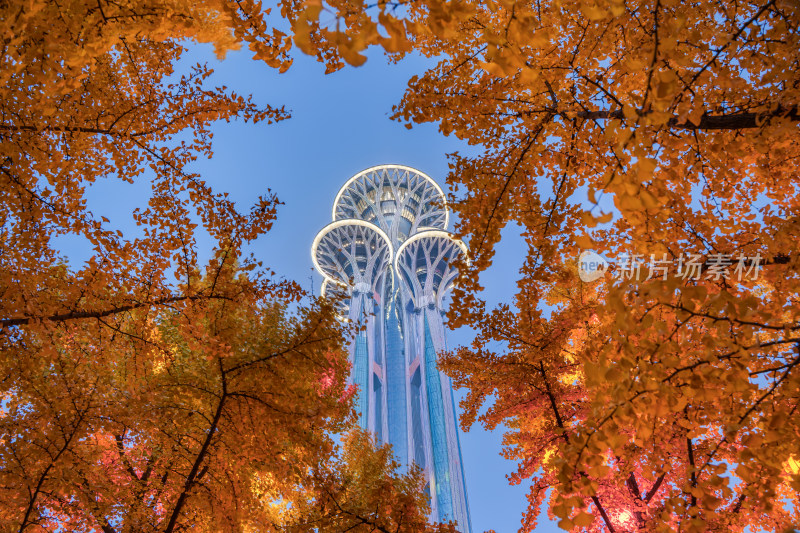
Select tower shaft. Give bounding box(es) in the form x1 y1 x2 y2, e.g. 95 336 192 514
312 165 472 532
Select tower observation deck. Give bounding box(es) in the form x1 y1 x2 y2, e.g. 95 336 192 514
311 165 472 532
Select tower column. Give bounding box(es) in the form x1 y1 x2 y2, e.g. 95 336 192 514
312 165 472 532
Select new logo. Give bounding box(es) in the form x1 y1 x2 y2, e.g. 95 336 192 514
578 250 608 282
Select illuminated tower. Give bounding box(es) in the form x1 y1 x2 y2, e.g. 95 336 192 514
311 165 472 532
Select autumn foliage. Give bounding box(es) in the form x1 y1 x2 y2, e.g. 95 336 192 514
1 279 342 531
0 1 447 531
4 0 800 530
294 0 800 530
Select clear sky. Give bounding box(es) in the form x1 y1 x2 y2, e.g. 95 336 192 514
60 42 562 533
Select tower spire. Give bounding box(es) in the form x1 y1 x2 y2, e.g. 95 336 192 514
311 165 472 532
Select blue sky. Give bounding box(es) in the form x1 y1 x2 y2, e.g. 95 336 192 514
60 42 561 533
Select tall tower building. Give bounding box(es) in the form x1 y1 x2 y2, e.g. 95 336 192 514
311 165 472 532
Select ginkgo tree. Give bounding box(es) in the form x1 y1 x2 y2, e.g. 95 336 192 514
0 262 448 531
1 0 295 344
1 2 288 529
292 0 800 530
0 1 451 531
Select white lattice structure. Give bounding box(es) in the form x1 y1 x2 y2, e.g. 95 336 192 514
311 165 472 532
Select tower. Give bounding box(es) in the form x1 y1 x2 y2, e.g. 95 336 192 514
311 165 472 532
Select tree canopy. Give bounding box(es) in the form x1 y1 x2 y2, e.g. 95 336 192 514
0 1 449 531
3 0 800 531
1 265 449 531
295 0 800 529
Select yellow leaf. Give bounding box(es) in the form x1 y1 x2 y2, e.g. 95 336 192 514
573 511 594 527
574 234 595 248
581 3 606 20
785 457 800 475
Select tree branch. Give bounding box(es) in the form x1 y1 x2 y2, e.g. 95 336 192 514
570 106 800 130
162 359 228 533
18 409 88 532
645 472 666 503
1 294 233 328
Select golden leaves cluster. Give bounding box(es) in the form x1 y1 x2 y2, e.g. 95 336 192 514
0 1 448 531
290 0 800 530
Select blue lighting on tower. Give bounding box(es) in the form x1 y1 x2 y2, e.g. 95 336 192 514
311 165 472 531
